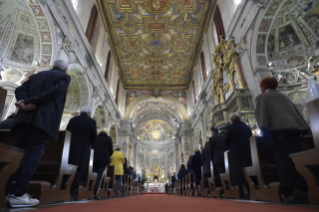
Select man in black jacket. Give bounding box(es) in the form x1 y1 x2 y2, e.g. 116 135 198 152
92 128 113 199
6 60 71 208
209 127 228 175
67 106 97 201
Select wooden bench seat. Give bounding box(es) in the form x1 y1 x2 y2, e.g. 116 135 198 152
97 166 110 198
243 137 282 203
290 99 319 205
107 165 116 198
0 141 25 207
207 161 223 198
187 173 195 196
77 149 97 201
1 130 77 204
199 166 210 197
220 151 241 199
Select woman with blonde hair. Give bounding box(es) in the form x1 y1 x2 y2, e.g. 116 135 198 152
92 128 114 199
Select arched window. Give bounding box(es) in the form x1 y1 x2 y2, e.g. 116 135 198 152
86 5 98 44
104 51 112 82
200 52 207 82
213 5 225 43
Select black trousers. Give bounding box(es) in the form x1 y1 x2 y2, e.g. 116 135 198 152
5 124 50 197
272 132 307 187
215 163 225 175
70 168 86 196
93 164 107 195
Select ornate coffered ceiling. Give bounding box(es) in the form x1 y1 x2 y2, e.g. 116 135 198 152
97 0 216 89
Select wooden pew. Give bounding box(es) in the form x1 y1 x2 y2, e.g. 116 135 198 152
290 99 319 205
182 177 187 196
187 173 195 196
220 151 241 199
107 165 116 198
207 161 223 198
97 166 110 198
77 149 98 200
1 130 78 204
243 137 282 203
199 166 210 197
0 137 25 207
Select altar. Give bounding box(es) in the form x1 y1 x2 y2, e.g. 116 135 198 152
146 183 165 193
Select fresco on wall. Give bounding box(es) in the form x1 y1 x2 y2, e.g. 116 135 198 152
288 91 311 124
137 119 174 142
256 34 266 53
4 70 23 83
279 25 301 51
245 18 256 55
303 3 319 37
10 33 34 65
259 19 272 32
287 55 305 66
94 105 106 128
265 0 284 16
126 90 187 107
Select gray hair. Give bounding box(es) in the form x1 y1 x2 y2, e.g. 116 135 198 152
81 105 91 116
115 145 121 150
53 60 68 71
229 113 240 123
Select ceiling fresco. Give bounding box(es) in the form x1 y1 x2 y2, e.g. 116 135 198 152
255 0 319 68
97 0 215 89
137 119 174 142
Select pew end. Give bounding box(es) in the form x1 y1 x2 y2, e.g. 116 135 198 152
220 151 242 199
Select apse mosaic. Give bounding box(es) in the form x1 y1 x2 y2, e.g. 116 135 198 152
137 119 174 142
97 0 214 89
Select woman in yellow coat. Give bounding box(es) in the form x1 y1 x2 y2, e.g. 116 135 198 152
111 146 124 197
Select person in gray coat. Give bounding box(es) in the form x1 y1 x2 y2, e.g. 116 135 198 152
255 77 309 203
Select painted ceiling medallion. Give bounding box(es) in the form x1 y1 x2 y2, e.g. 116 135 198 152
142 0 172 14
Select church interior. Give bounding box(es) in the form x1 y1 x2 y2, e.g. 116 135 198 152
0 0 319 211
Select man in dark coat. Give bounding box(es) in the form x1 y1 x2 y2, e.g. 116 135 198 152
225 113 252 200
6 60 70 208
0 113 16 129
67 106 97 200
191 149 202 188
92 128 113 199
209 127 229 175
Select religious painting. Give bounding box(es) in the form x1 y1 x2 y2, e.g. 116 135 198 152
288 91 311 124
259 18 272 32
267 34 275 53
279 25 301 51
148 0 165 10
128 40 136 48
120 0 131 7
10 33 34 65
303 4 319 37
137 119 173 142
126 90 153 106
256 34 266 53
176 41 184 49
148 23 165 30
30 5 44 16
264 0 284 16
184 0 192 6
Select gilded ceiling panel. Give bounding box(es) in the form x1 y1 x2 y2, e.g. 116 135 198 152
97 0 215 89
